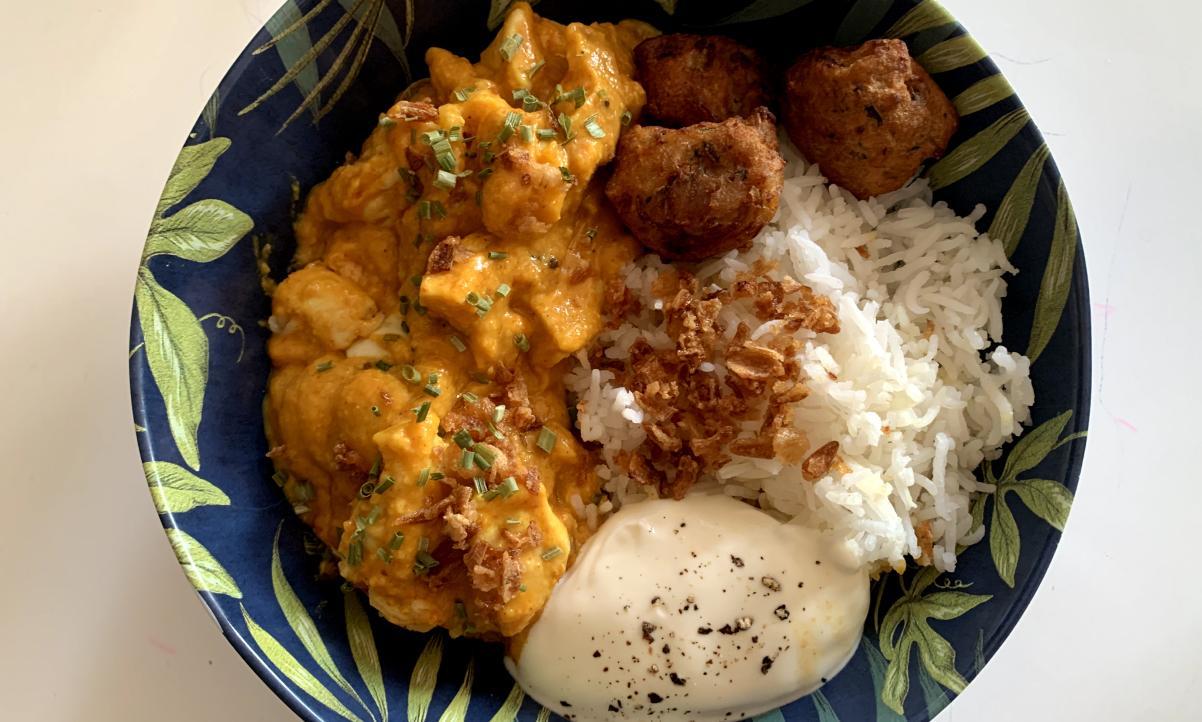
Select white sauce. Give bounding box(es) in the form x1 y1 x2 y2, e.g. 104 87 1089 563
508 494 869 721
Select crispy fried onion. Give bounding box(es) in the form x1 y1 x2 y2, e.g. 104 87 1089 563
591 268 839 498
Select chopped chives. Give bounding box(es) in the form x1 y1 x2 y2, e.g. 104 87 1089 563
529 59 545 77
368 454 382 478
411 274 422 287
428 372 440 384
417 200 431 219
430 471 445 481
495 283 511 297
497 111 521 143
512 87 530 101
557 112 573 140
522 95 541 112
272 470 287 487
449 335 467 353
492 405 506 423
370 405 381 416
461 449 475 469
413 401 431 422
452 429 474 449
473 477 489 495
453 86 476 102
389 531 405 550
540 546 563 560
413 551 439 574
358 480 376 498
375 360 393 371
459 391 479 403
488 251 508 260
620 110 632 126
316 361 334 372
433 169 457 190
488 422 504 440
420 129 445 145
536 127 556 140
514 333 530 352
415 468 430 487
346 538 363 565
400 365 420 383
470 372 491 384
465 291 480 305
478 167 494 179
430 201 447 219
583 114 605 138
365 504 382 524
401 321 411 334
473 445 495 470
585 227 598 240
378 115 396 127
374 475 396 493
505 517 521 526
519 583 527 592
376 547 393 563
560 166 575 184
536 427 557 453
423 384 442 397
499 33 523 61
447 125 463 142
498 476 519 497
418 536 429 552
519 124 533 142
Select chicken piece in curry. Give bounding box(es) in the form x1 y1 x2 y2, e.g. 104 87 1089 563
264 3 654 638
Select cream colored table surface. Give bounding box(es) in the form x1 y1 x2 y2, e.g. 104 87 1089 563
2 0 1199 719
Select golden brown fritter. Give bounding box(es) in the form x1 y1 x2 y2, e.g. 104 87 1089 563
634 34 773 126
604 108 784 261
782 39 958 199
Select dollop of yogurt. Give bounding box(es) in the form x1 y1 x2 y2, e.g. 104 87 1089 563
507 494 869 721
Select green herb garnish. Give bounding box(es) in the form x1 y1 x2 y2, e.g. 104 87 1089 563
540 546 563 560
499 33 523 61
375 360 393 371
514 333 531 352
413 401 431 422
536 427 557 453
497 111 521 143
433 169 457 190
453 86 476 102
316 361 334 372
453 429 474 449
583 114 605 138
375 475 395 493
449 335 467 353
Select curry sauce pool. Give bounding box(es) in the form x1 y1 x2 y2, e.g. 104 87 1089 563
264 3 654 638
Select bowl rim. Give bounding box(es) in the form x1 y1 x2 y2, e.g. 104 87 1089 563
128 1 1092 719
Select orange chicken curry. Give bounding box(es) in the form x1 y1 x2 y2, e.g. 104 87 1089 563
264 4 655 638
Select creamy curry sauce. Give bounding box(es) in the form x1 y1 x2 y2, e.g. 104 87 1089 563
265 4 655 638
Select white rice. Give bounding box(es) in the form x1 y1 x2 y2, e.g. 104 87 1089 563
567 140 1034 573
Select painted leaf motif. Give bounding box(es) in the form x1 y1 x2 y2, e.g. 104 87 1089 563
928 107 1030 190
167 528 241 598
752 710 786 722
990 143 1050 257
911 619 967 694
337 0 412 79
241 605 364 722
1026 180 1078 362
488 0 541 29
487 683 524 722
271 526 369 713
989 492 1021 587
156 138 231 216
144 460 229 513
436 660 474 722
916 34 986 73
834 0 892 45
920 591 991 621
135 266 207 470
862 639 907 722
1000 410 1072 481
882 636 913 714
812 690 840 722
916 663 951 718
145 199 253 262
885 0 954 37
534 708 551 722
906 22 958 57
408 634 443 722
713 0 817 25
202 88 221 139
954 74 1015 116
1009 478 1074 531
345 589 389 722
264 0 321 116
972 629 986 675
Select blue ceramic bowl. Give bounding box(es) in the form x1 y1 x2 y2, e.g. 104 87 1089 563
130 1 1090 719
